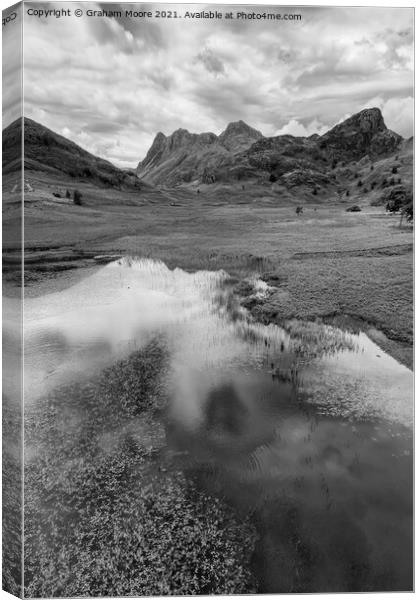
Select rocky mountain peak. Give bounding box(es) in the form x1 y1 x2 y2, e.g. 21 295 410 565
319 107 400 159
326 107 386 138
218 120 263 151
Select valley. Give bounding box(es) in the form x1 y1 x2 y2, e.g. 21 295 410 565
2 109 414 367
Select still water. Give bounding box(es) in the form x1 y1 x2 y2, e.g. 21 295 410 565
24 258 413 592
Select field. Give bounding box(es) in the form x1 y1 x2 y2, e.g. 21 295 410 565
3 170 414 365
3 170 413 366
2 170 413 595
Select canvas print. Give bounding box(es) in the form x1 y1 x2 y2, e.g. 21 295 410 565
2 2 414 597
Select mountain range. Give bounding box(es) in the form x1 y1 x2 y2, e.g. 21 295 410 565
136 108 404 188
2 108 412 203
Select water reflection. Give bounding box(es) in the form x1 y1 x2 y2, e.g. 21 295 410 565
23 257 413 592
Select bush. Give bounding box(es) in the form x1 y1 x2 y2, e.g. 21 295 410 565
65 189 71 199
346 190 350 197
269 173 277 183
357 180 362 187
346 205 361 212
312 187 317 195
52 192 61 198
73 189 83 205
386 198 402 213
391 166 398 174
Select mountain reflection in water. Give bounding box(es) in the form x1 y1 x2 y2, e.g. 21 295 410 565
22 257 413 592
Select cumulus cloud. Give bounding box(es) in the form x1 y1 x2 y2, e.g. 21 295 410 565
7 2 414 167
275 119 329 137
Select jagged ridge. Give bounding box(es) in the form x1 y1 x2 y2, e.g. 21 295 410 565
136 108 403 188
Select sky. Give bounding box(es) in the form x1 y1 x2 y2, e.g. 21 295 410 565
3 2 414 168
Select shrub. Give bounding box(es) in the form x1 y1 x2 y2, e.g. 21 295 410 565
370 165 374 171
386 198 402 213
346 190 350 197
65 189 71 199
363 188 368 194
312 187 317 195
269 173 277 183
73 189 83 205
357 180 362 187
52 192 61 198
371 182 376 190
346 205 361 212
391 166 398 174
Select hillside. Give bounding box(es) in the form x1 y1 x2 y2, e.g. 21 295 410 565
136 108 407 197
3 118 141 190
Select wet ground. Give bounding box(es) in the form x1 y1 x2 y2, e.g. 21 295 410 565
19 257 413 593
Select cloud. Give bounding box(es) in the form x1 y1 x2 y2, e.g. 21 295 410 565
275 119 329 137
9 2 414 167
2 5 23 125
195 47 225 75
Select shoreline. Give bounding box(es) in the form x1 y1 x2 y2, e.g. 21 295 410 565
8 247 413 369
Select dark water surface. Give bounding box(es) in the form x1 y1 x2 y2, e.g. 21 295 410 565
23 258 413 593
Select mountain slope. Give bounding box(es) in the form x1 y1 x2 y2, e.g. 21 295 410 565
136 108 404 189
137 120 263 186
3 118 141 189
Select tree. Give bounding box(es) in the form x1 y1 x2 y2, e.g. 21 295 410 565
391 166 398 174
73 189 83 205
312 187 317 195
269 173 277 183
402 200 413 223
357 180 363 187
296 206 303 216
65 189 71 199
386 198 402 213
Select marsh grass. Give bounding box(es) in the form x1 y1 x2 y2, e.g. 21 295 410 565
2 396 22 597
24 340 256 597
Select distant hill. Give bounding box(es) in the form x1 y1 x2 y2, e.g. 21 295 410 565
2 118 141 190
136 108 405 190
